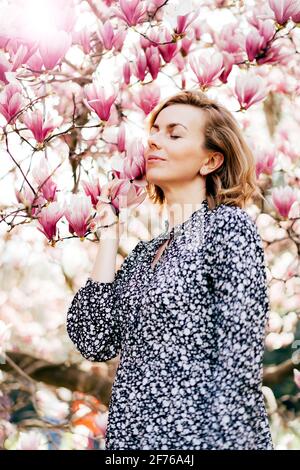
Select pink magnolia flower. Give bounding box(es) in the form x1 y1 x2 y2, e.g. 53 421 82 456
15 185 46 216
292 9 300 22
73 27 92 55
107 178 147 215
84 82 118 121
257 39 294 65
32 158 58 202
158 29 178 63
133 84 160 115
189 52 224 90
9 44 35 71
82 177 101 208
0 52 12 84
175 11 199 35
294 369 300 389
117 122 126 153
37 201 65 241
212 23 246 63
26 52 44 73
123 140 146 179
272 186 298 218
112 28 127 53
133 50 148 81
65 194 93 238
181 32 194 57
123 62 131 85
39 31 72 70
23 110 62 144
218 52 235 84
234 73 268 110
255 148 276 178
0 82 23 124
246 28 267 62
145 46 160 80
268 0 300 25
97 20 115 50
114 0 147 26
111 139 146 182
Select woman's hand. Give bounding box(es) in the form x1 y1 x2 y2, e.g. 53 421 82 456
96 184 125 238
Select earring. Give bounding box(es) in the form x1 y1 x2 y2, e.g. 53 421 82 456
200 168 206 175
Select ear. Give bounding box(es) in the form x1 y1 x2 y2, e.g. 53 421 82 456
209 152 224 172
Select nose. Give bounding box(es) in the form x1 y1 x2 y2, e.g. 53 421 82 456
147 132 162 151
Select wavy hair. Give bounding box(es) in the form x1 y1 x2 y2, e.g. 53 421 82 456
145 90 263 210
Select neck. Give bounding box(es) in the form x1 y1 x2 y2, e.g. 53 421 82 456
161 177 207 232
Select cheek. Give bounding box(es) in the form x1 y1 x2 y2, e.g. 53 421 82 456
169 144 202 171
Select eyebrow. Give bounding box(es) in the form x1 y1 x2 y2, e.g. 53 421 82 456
151 122 188 130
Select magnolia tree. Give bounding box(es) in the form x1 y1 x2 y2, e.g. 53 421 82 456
1 0 300 450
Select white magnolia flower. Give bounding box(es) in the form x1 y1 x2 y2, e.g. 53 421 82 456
163 0 196 29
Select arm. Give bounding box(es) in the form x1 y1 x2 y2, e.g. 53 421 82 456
66 237 143 362
202 210 270 449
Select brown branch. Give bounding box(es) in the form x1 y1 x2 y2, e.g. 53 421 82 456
1 351 116 406
263 358 300 386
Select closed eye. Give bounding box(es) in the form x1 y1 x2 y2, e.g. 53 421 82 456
170 135 181 139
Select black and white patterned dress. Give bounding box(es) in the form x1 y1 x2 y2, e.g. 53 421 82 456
66 198 274 450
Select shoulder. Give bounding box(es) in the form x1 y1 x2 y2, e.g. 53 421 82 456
208 203 260 239
205 204 264 259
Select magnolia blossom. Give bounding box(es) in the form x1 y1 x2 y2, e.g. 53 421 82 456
82 177 101 208
117 122 126 153
15 185 46 216
97 20 116 50
158 29 178 63
272 186 298 218
111 139 146 180
108 178 147 215
84 82 118 121
257 39 294 65
133 84 160 115
268 0 300 25
234 73 268 110
145 46 160 80
114 0 147 26
213 24 246 64
246 20 275 62
0 82 23 124
23 110 62 144
39 31 72 70
37 201 65 241
189 52 224 89
164 0 198 33
0 52 12 84
219 52 235 84
74 27 92 55
32 158 57 202
133 50 148 81
255 148 276 178
65 194 93 238
123 140 146 180
123 62 131 85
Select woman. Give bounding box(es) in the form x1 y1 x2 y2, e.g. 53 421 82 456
66 90 274 450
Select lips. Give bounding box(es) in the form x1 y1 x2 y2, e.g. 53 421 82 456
147 155 166 162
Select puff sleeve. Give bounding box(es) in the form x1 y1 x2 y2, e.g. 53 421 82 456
66 241 143 362
202 211 271 449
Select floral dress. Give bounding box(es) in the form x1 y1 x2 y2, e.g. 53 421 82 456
66 199 274 450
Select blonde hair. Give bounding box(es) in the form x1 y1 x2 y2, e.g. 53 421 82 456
145 90 263 210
